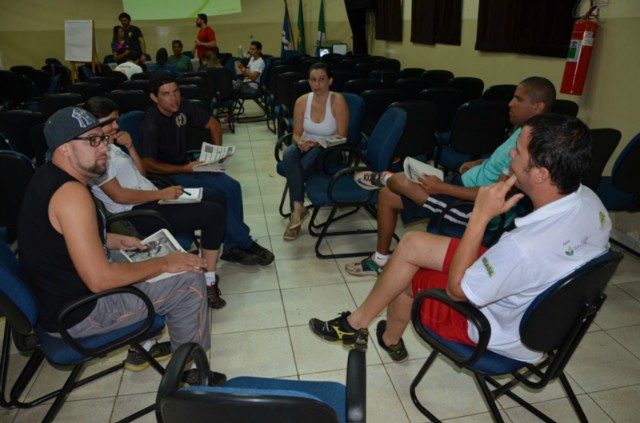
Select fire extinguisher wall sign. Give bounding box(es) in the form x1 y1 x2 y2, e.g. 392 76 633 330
561 19 599 96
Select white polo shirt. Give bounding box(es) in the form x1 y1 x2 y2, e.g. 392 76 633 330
461 185 611 362
90 144 157 214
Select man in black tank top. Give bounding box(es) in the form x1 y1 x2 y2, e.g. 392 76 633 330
18 107 225 385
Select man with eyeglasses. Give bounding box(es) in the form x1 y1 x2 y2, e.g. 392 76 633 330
18 107 226 385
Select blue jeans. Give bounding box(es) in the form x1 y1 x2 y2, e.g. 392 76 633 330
170 172 253 250
283 144 323 208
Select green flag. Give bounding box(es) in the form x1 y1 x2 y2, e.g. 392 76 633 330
316 0 325 55
297 0 306 54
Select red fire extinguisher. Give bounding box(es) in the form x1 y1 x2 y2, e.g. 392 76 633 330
560 8 599 95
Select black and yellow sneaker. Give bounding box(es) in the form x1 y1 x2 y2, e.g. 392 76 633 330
309 311 369 351
376 320 408 361
125 341 172 371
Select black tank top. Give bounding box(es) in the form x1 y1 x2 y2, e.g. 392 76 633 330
18 163 107 332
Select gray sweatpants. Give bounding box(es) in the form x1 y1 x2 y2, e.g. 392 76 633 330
64 271 210 353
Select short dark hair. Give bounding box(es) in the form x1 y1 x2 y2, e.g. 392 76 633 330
309 62 332 79
197 13 207 24
118 12 131 21
84 96 119 119
520 77 556 112
172 39 183 48
251 41 262 51
156 48 169 65
524 113 591 194
150 71 177 95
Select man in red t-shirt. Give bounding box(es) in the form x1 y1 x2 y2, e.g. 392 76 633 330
193 13 216 61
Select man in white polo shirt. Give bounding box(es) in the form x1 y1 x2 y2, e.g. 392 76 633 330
309 113 611 363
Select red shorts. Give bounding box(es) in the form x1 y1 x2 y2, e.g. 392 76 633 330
411 238 488 345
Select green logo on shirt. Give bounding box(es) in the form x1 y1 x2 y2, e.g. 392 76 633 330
482 257 495 277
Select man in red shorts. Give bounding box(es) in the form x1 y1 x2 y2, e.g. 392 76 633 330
309 114 611 363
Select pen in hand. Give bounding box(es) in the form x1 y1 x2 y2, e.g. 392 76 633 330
182 190 191 196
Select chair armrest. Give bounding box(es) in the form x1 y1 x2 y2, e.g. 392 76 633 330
411 288 491 367
56 286 157 357
156 342 210 422
274 133 293 162
147 174 174 189
106 209 176 235
327 166 376 205
317 144 363 173
432 199 506 247
346 349 366 423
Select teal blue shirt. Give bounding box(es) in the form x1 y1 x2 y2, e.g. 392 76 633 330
461 128 521 187
168 54 192 75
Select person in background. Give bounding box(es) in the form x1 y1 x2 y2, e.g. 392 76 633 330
193 13 216 62
119 12 146 60
281 62 349 241
114 52 143 80
111 25 130 64
168 40 193 75
147 48 180 77
233 41 265 94
84 96 227 310
202 51 222 69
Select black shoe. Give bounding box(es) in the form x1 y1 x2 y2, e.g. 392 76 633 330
220 247 262 265
182 369 227 386
125 341 172 371
244 241 274 265
207 284 226 309
309 311 369 351
376 320 408 361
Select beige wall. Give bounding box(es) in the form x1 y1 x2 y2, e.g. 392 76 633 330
1 0 638 239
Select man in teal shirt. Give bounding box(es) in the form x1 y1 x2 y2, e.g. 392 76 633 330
347 76 556 277
168 40 193 75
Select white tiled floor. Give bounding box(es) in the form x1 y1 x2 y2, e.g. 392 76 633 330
2 113 640 422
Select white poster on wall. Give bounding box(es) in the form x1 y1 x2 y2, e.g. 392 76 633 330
64 20 93 62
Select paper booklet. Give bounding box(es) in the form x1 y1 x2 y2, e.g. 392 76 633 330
158 188 203 204
118 228 186 283
316 135 347 149
193 142 235 172
403 157 444 183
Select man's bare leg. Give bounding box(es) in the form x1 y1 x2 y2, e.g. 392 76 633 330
347 231 451 344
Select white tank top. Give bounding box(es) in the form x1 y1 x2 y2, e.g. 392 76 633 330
302 92 337 141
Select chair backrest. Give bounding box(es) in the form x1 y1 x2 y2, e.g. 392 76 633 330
481 84 517 103
353 62 377 79
29 122 48 166
0 110 46 158
365 107 407 171
117 111 146 151
359 88 404 136
551 99 579 117
399 67 426 79
611 132 640 195
274 71 307 113
581 128 621 191
388 100 438 159
131 71 154 81
447 77 485 103
368 70 400 88
102 70 129 84
38 92 84 118
521 251 623 364
106 90 150 113
0 241 39 336
393 78 434 100
206 67 235 100
421 69 454 87
448 100 510 158
0 150 37 236
418 86 465 133
178 84 205 101
87 76 117 93
329 69 356 92
119 79 151 94
342 78 382 95
341 92 365 146
3 73 39 106
375 58 402 71
24 69 53 97
67 82 106 101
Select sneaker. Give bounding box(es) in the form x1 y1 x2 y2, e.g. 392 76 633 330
345 256 385 277
182 369 227 386
207 276 226 309
244 242 275 265
309 311 369 351
354 171 392 190
125 341 172 372
220 247 262 265
376 320 408 361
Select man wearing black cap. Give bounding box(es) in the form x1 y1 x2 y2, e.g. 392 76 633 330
17 107 225 384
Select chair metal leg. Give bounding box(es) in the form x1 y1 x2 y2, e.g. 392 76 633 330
474 374 506 423
484 375 555 422
559 372 589 423
42 363 85 423
409 350 442 422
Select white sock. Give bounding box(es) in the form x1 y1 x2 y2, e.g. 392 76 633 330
373 252 389 265
205 272 216 286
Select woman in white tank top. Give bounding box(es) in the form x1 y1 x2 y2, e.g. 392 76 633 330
282 63 349 241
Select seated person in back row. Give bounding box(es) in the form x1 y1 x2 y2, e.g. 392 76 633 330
84 96 226 310
147 48 180 77
310 113 611 364
168 39 193 75
18 106 225 384
347 76 556 277
114 51 144 80
233 41 265 94
139 72 274 266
